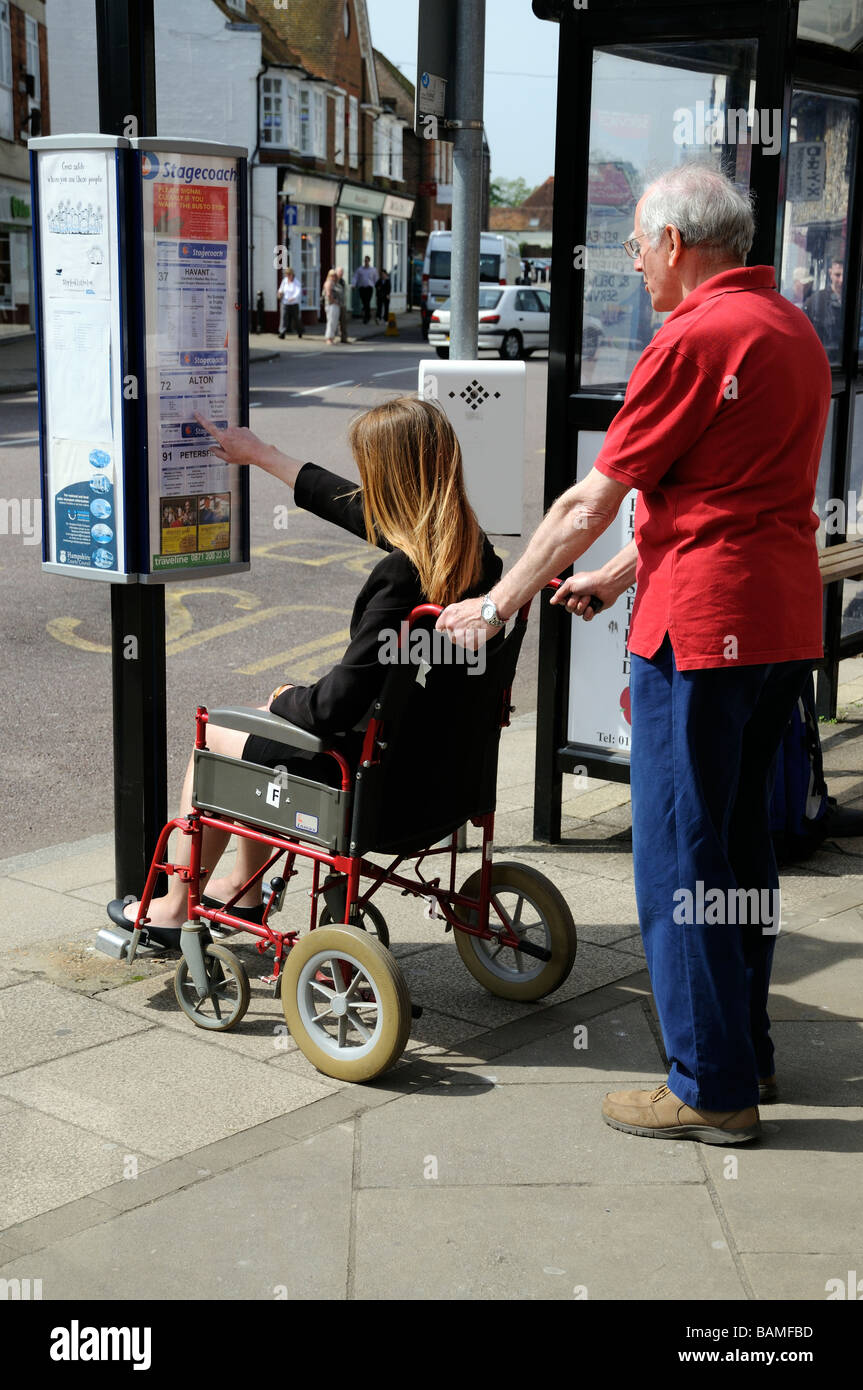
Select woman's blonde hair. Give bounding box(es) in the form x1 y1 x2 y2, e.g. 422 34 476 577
347 397 482 606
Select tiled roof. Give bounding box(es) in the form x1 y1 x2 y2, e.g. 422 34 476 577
523 175 554 209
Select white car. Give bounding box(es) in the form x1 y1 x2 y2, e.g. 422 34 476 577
429 285 553 359
429 286 602 361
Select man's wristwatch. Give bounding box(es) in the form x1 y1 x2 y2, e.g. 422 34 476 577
480 594 505 627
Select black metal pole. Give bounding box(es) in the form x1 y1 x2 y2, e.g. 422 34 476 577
95 0 167 896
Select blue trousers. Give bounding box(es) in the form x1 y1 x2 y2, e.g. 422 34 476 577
630 636 813 1110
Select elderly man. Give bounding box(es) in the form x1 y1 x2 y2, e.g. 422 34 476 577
438 163 832 1144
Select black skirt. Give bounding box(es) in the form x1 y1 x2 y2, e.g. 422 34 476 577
242 731 362 789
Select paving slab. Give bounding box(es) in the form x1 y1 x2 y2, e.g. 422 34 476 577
0 979 151 1074
430 1000 663 1088
353 1184 746 1300
11 847 115 893
0 1125 356 1300
0 1030 337 1163
699 1107 863 1255
742 1253 863 1301
0 878 106 951
102 966 304 1063
0 1106 159 1227
358 1081 702 1189
767 1021 863 1107
768 911 863 1020
395 938 642 1029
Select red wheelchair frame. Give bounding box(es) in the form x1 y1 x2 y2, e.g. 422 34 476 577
120 583 577 1081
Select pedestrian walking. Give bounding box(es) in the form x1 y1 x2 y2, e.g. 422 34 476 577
322 268 341 345
437 163 832 1146
335 267 350 342
352 255 378 324
375 268 392 324
277 267 303 338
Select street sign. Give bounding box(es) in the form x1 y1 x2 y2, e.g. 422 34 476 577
284 203 298 226
415 0 457 141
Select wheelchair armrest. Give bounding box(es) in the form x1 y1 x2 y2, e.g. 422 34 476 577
206 707 325 755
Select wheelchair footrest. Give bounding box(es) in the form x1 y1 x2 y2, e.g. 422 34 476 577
94 924 163 961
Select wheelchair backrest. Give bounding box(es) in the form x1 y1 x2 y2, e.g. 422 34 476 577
349 616 526 856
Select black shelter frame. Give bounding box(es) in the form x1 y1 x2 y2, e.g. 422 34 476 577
532 0 863 841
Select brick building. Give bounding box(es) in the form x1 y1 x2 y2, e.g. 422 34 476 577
0 0 48 328
249 0 417 325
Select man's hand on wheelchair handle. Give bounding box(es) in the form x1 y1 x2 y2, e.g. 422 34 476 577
435 599 491 649
551 571 618 620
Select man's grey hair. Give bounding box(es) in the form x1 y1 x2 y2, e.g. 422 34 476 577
640 163 755 262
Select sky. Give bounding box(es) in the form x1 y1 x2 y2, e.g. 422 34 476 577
364 0 559 191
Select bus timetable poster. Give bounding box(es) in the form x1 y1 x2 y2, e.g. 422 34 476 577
137 146 245 577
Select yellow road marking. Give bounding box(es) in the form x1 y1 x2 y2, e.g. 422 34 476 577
238 626 352 676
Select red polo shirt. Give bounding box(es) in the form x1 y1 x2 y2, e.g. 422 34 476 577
593 266 832 669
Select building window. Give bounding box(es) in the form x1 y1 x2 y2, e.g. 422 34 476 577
334 92 345 164
299 87 311 154
349 95 359 167
25 15 40 105
261 75 285 147
298 87 325 158
389 123 404 182
374 116 390 177
313 88 326 158
0 1 12 142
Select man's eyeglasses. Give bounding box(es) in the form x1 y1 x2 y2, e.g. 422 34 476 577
622 237 642 260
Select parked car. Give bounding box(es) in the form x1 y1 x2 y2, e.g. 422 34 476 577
429 285 603 361
421 231 522 337
430 285 549 359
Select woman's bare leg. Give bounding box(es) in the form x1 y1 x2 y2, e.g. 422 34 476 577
122 722 247 928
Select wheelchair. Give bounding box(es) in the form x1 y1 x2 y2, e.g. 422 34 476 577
99 590 577 1082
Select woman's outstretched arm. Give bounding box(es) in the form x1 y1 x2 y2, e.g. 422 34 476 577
194 411 306 489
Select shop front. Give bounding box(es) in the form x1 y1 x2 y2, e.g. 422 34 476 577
0 180 34 329
279 171 340 322
336 182 386 313
381 192 414 314
531 0 863 840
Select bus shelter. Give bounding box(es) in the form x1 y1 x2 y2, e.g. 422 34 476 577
532 0 863 839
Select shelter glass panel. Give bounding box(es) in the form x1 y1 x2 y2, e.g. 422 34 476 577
780 91 858 367
583 41 757 390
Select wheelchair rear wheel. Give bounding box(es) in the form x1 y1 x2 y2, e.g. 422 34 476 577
455 862 577 1000
319 900 390 949
281 925 412 1081
173 943 250 1031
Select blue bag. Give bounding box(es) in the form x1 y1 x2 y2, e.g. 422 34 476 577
769 672 829 861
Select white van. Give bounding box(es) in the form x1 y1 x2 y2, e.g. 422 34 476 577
421 231 522 336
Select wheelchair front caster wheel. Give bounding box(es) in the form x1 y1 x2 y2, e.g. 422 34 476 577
455 862 577 1001
173 943 250 1031
281 925 411 1082
319 900 390 949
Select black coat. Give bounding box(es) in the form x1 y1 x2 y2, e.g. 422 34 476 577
260 462 501 748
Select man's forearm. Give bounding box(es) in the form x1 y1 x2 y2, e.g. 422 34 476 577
600 539 638 598
490 473 630 619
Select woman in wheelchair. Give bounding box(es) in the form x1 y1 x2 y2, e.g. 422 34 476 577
112 396 502 949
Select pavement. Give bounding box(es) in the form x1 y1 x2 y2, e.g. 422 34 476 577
0 311 416 395
1 659 863 1302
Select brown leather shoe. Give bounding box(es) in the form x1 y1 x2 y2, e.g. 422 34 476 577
602 1084 761 1144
